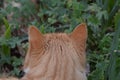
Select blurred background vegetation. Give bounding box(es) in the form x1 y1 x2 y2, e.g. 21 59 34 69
0 0 120 80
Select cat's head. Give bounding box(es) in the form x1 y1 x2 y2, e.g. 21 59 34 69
20 23 87 78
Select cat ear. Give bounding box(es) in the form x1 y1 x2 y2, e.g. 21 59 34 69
28 26 44 49
70 23 87 48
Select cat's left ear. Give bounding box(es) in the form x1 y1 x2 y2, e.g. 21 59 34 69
28 26 44 49
70 23 87 47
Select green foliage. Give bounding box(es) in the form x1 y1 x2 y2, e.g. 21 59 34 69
0 18 23 76
2 18 11 56
0 0 120 79
107 10 120 80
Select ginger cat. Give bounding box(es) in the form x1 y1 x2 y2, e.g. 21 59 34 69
0 23 87 80
20 23 87 80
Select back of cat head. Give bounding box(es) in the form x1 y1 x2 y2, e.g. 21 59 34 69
21 23 87 80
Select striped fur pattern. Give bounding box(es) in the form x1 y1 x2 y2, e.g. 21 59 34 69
0 23 87 80
21 23 87 80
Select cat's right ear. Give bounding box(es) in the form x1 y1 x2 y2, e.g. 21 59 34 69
28 26 44 49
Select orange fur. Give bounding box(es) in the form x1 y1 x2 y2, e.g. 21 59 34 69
0 77 18 80
21 23 87 80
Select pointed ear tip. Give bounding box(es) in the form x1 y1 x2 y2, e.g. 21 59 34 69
79 23 87 27
29 26 36 30
75 23 87 31
28 26 38 33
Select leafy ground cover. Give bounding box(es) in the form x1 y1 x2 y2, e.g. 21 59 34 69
0 0 120 80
